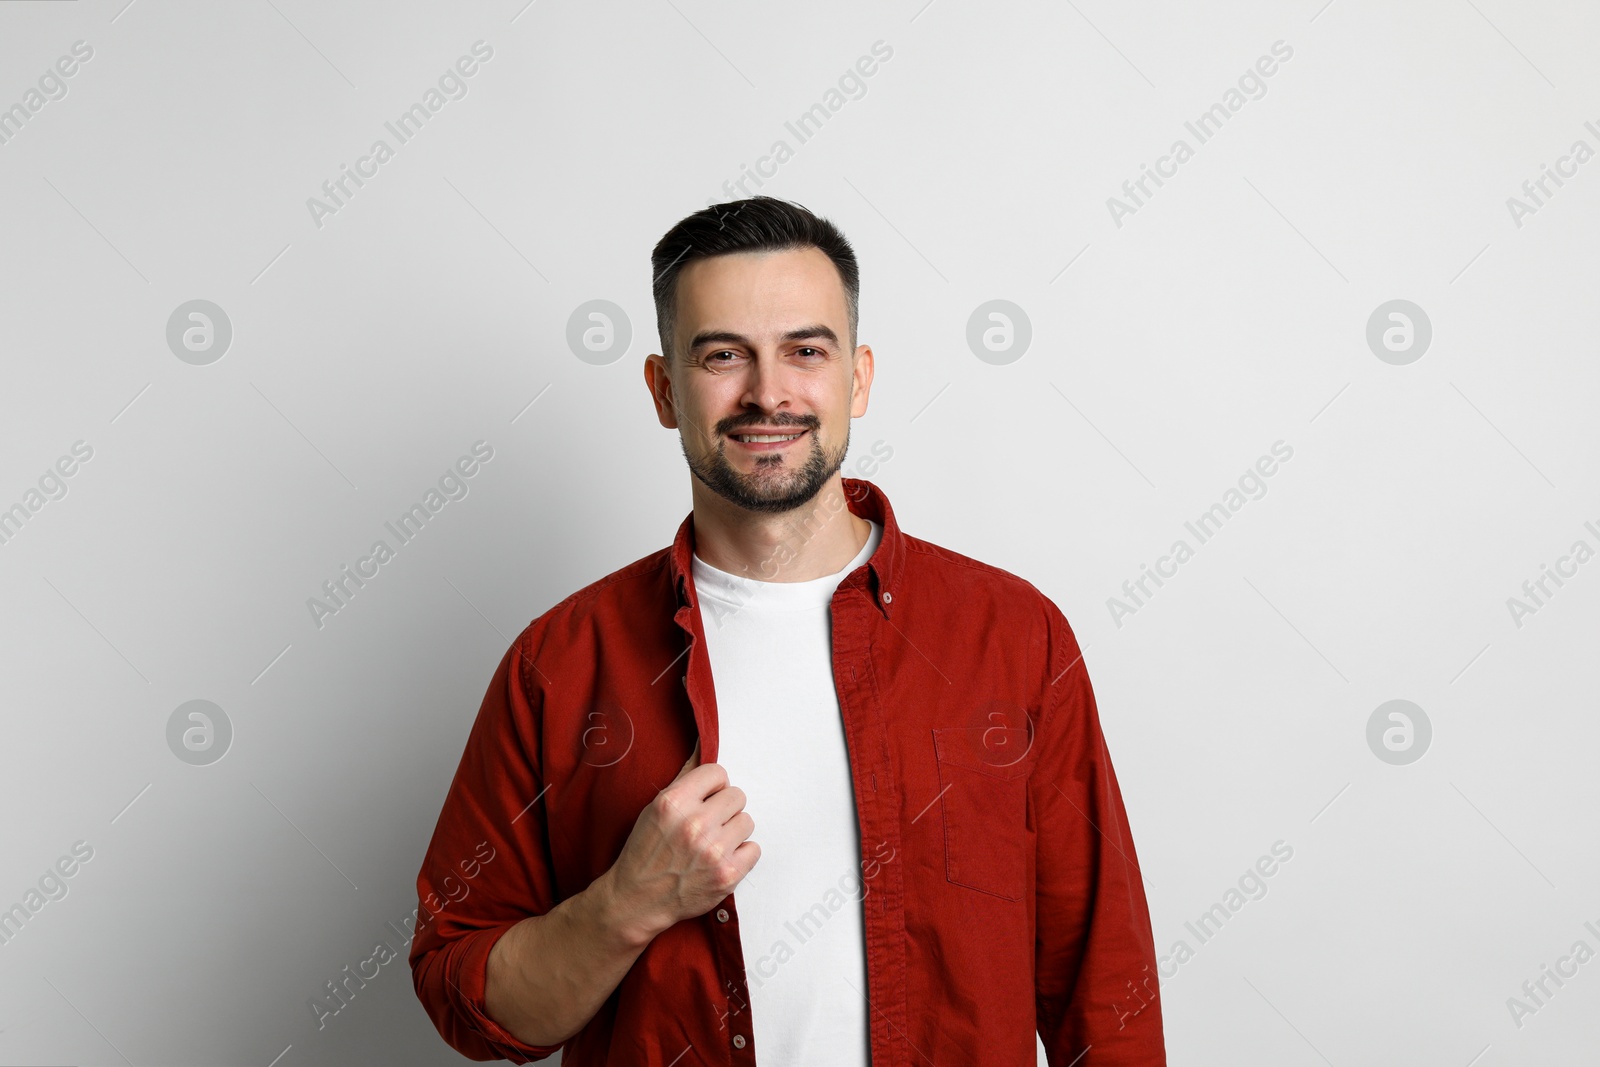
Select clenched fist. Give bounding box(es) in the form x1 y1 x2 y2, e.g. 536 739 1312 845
603 740 761 943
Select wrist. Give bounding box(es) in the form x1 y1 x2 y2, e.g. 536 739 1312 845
588 867 663 951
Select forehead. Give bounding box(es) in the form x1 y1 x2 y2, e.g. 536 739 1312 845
673 246 848 341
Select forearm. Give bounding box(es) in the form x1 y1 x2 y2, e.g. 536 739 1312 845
482 868 658 1048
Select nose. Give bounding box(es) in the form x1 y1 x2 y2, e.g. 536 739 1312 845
740 349 793 416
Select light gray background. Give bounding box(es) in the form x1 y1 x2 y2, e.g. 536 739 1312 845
1 0 1596 1064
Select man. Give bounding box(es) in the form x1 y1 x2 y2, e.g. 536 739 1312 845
409 196 1167 1065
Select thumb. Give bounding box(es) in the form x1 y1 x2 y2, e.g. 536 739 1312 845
678 739 701 776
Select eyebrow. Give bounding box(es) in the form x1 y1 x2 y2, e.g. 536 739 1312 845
687 324 840 352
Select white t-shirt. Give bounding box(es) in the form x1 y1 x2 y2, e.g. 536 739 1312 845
691 518 883 1066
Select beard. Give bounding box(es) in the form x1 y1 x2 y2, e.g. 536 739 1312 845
681 415 849 515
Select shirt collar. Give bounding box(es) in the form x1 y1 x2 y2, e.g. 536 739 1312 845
670 477 901 620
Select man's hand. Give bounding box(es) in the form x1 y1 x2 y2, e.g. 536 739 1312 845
482 740 760 1048
603 739 761 945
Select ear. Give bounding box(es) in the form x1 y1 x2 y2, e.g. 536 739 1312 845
643 352 680 429
849 344 874 418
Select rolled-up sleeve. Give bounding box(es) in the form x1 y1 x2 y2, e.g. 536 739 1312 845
409 627 567 1063
1033 600 1167 1065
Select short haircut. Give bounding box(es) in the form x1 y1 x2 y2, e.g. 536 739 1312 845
650 196 859 363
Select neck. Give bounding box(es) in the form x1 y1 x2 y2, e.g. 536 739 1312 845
690 473 871 582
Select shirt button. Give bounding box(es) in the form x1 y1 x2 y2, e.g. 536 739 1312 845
716 908 729 922
881 591 892 604
733 1035 746 1049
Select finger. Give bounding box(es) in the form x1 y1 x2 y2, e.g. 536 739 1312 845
731 839 761 878
702 785 749 828
726 809 755 842
676 739 700 777
672 750 728 802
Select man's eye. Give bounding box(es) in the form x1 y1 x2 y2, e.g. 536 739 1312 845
796 347 824 357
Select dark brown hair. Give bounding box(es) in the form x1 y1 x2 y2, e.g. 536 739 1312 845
650 196 860 362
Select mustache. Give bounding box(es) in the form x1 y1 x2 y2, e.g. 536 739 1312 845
718 415 819 434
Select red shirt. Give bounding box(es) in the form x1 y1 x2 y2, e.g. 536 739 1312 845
409 478 1166 1065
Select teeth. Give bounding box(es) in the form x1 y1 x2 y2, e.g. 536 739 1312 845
734 432 803 443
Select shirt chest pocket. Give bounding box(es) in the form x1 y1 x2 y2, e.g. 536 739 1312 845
932 726 1034 901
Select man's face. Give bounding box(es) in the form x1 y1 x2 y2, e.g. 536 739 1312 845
645 246 873 515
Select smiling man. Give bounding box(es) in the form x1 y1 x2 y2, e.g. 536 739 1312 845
410 196 1167 1065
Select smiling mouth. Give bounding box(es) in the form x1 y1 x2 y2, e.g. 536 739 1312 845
731 430 807 443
